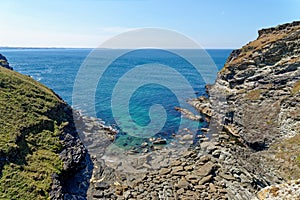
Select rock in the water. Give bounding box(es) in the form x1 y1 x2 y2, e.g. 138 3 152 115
152 138 167 145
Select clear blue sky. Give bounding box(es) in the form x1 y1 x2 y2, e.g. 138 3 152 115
0 0 299 48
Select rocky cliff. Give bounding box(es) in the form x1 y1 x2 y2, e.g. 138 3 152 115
190 21 300 199
0 54 13 70
1 21 299 200
0 57 91 199
217 21 299 149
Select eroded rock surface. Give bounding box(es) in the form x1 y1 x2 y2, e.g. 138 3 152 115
189 21 300 199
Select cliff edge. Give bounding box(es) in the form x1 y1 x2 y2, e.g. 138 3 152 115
190 21 300 199
0 57 91 199
214 21 300 149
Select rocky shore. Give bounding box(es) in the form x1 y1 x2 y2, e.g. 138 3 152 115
1 21 299 200
84 131 264 200
188 21 300 199
82 21 300 200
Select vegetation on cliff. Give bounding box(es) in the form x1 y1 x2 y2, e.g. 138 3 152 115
0 60 88 199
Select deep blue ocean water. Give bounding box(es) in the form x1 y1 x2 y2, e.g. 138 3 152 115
1 48 231 148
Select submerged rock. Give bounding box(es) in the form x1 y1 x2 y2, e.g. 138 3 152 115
152 137 167 145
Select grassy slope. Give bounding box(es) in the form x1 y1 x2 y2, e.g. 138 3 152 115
0 67 68 199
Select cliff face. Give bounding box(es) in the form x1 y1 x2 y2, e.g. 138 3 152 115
0 59 91 199
191 21 299 150
189 21 300 199
216 21 300 150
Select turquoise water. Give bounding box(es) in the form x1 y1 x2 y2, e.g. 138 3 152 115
1 48 231 148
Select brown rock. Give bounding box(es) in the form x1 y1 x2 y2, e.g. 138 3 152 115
198 175 213 185
184 165 194 171
198 155 211 163
159 168 171 175
185 174 198 181
172 165 184 173
182 150 194 157
209 183 217 193
195 162 214 177
172 171 188 176
221 173 235 181
177 188 185 195
115 186 123 195
170 160 182 166
194 184 206 190
177 178 190 189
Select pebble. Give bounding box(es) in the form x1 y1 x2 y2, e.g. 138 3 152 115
141 142 148 147
94 182 109 190
212 149 221 157
219 134 230 140
152 138 167 144
182 134 193 141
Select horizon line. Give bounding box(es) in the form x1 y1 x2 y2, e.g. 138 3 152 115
0 46 236 50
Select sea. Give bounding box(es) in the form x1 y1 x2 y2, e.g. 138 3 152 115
1 48 232 148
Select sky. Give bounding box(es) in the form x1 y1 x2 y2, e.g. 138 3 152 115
0 0 299 48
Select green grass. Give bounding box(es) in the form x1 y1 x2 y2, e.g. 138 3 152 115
0 67 69 199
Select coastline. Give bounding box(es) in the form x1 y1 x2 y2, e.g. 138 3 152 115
84 21 300 199
0 21 299 199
